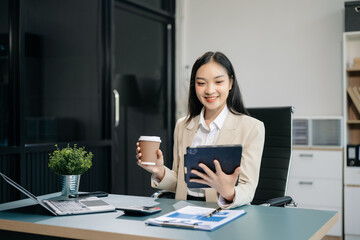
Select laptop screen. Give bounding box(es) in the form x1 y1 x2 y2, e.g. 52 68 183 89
0 172 56 214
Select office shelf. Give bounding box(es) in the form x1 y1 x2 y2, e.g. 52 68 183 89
343 31 360 238
347 120 360 124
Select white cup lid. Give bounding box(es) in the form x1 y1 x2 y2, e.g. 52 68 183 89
139 136 161 142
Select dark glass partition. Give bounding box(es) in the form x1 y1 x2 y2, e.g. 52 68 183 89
21 0 104 144
112 2 175 196
0 0 175 204
0 0 9 147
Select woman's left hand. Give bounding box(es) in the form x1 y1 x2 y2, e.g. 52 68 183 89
190 160 241 202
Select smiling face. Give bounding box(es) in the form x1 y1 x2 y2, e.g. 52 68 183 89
195 60 233 120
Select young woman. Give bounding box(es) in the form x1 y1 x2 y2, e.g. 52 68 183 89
136 51 265 209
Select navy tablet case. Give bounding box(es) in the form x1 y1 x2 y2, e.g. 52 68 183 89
184 145 242 188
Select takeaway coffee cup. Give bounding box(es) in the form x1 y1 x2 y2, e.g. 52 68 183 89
138 136 161 165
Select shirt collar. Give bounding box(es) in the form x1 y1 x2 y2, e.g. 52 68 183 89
199 105 229 130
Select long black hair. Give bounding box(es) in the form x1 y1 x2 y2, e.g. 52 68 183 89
187 51 249 122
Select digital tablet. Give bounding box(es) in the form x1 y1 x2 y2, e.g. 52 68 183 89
184 145 242 188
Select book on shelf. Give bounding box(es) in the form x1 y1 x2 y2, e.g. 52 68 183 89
347 144 359 167
347 87 360 114
354 57 360 69
354 87 360 104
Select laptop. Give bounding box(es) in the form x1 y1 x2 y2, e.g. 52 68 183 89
0 172 116 216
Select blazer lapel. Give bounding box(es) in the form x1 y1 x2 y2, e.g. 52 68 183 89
216 112 239 145
174 116 200 200
182 115 200 152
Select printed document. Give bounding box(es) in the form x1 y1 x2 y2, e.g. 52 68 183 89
145 206 246 231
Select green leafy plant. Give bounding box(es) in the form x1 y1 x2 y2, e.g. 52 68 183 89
48 144 93 175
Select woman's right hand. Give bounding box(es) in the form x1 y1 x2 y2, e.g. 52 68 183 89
136 142 165 182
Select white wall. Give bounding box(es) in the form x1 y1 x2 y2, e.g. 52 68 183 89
176 0 346 119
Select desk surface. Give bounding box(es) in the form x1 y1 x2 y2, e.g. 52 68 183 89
0 193 338 240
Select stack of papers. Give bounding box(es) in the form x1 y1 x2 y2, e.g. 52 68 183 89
145 206 246 231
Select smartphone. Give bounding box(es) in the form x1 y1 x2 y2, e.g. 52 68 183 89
68 191 108 198
116 206 161 216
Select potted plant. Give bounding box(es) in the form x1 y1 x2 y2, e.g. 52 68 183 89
49 144 93 196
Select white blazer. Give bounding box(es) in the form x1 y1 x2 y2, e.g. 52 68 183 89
152 111 265 209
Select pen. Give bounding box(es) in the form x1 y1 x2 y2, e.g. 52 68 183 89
206 207 222 218
160 222 198 229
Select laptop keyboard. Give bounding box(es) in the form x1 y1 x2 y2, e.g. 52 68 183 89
53 200 88 213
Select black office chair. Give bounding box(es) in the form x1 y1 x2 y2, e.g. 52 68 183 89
247 106 295 206
152 106 296 207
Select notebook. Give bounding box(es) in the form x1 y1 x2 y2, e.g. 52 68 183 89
184 145 242 188
0 172 116 216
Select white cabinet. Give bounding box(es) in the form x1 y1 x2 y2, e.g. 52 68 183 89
287 149 343 237
345 186 360 236
344 168 360 239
